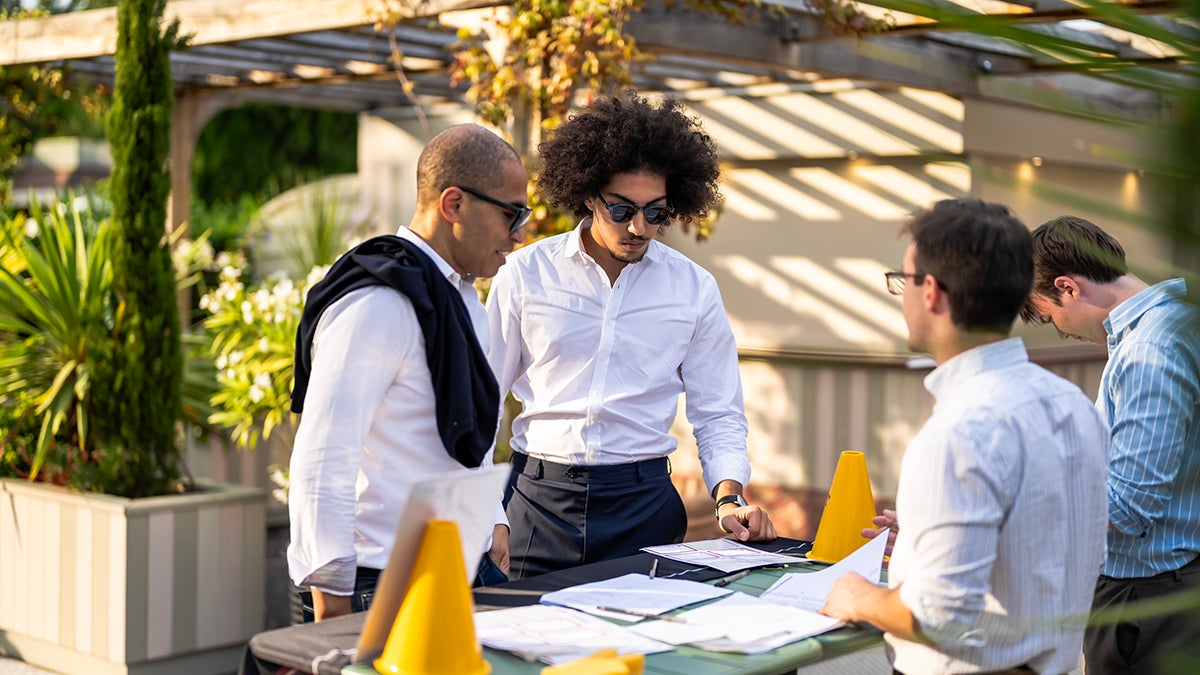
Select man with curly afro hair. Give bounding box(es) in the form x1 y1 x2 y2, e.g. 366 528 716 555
486 91 776 579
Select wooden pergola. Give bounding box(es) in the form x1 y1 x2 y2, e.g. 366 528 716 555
1 0 1192 231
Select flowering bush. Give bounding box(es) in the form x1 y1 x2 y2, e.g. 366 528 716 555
196 250 327 451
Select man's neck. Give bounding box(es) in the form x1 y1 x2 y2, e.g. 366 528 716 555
406 219 464 277
930 331 1009 366
1100 274 1150 314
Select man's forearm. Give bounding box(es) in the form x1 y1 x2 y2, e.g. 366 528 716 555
312 588 353 622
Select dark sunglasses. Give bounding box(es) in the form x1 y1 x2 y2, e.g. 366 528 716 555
458 186 532 233
596 193 675 226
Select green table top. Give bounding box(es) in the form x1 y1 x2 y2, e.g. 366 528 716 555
343 562 882 675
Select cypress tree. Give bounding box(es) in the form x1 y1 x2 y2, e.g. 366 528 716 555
96 0 186 496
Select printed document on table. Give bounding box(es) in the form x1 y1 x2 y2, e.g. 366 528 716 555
629 591 844 654
540 572 731 619
640 538 799 573
759 528 889 612
475 605 672 665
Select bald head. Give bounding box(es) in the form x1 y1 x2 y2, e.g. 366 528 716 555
416 124 522 206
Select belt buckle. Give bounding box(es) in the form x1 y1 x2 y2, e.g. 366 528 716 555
564 467 578 479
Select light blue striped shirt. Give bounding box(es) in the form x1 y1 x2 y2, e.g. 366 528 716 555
1101 278 1200 578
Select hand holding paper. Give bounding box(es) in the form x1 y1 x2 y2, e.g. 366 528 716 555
758 528 889 613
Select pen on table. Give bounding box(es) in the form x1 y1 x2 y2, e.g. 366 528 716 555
713 570 749 587
649 559 659 579
595 606 687 623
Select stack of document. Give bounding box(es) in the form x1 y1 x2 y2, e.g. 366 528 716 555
539 572 732 621
474 605 672 665
640 538 801 573
477 531 890 662
628 592 844 653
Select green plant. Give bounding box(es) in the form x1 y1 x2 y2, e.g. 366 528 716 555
197 257 326 450
0 200 113 486
274 186 362 278
88 0 188 496
0 196 220 493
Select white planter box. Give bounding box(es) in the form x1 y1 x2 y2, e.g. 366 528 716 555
0 478 266 675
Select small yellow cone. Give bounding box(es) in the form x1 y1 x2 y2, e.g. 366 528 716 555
374 519 490 675
807 451 877 563
540 649 644 675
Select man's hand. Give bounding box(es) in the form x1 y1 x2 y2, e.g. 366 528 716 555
718 503 777 542
490 524 510 574
862 508 898 560
312 589 352 622
821 575 924 643
820 572 877 622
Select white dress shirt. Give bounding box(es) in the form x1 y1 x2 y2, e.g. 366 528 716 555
486 221 749 494
888 338 1108 675
287 227 500 594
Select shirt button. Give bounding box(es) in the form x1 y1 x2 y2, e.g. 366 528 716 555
599 354 608 362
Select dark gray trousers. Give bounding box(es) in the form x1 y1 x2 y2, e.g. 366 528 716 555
1083 555 1200 674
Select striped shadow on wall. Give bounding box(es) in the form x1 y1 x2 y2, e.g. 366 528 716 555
0 479 266 675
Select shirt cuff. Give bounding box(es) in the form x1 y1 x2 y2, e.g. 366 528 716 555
1108 500 1148 538
700 453 751 496
301 557 359 596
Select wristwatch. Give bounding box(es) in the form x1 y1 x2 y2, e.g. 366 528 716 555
714 494 748 521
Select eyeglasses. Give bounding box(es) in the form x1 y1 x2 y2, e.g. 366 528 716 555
596 193 675 226
458 186 532 233
884 271 926 296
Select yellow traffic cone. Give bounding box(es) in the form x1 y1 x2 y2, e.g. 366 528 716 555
807 450 877 563
374 519 490 675
541 649 644 675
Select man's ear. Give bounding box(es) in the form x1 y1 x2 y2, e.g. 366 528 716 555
1053 275 1081 300
439 187 465 224
923 274 943 313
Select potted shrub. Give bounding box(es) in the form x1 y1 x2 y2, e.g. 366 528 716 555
0 1 264 673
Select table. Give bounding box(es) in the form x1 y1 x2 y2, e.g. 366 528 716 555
240 538 883 675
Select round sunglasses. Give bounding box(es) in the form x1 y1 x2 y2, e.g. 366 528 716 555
596 193 675 225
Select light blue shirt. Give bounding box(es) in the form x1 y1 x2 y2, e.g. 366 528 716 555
1101 278 1200 578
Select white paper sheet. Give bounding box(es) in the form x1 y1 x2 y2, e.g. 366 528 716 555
355 464 512 663
474 605 673 665
759 528 890 613
628 592 844 654
640 538 800 573
539 572 732 620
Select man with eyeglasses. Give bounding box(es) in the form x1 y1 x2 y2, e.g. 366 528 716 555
820 199 1109 675
288 124 529 621
486 92 776 579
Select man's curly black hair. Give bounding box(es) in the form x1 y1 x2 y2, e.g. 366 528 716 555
536 91 722 224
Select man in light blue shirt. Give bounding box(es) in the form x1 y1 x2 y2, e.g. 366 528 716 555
1023 215 1200 674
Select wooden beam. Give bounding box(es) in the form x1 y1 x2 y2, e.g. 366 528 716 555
627 7 1030 95
0 0 495 66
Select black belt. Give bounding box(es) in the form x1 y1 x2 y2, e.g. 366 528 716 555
510 451 670 484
